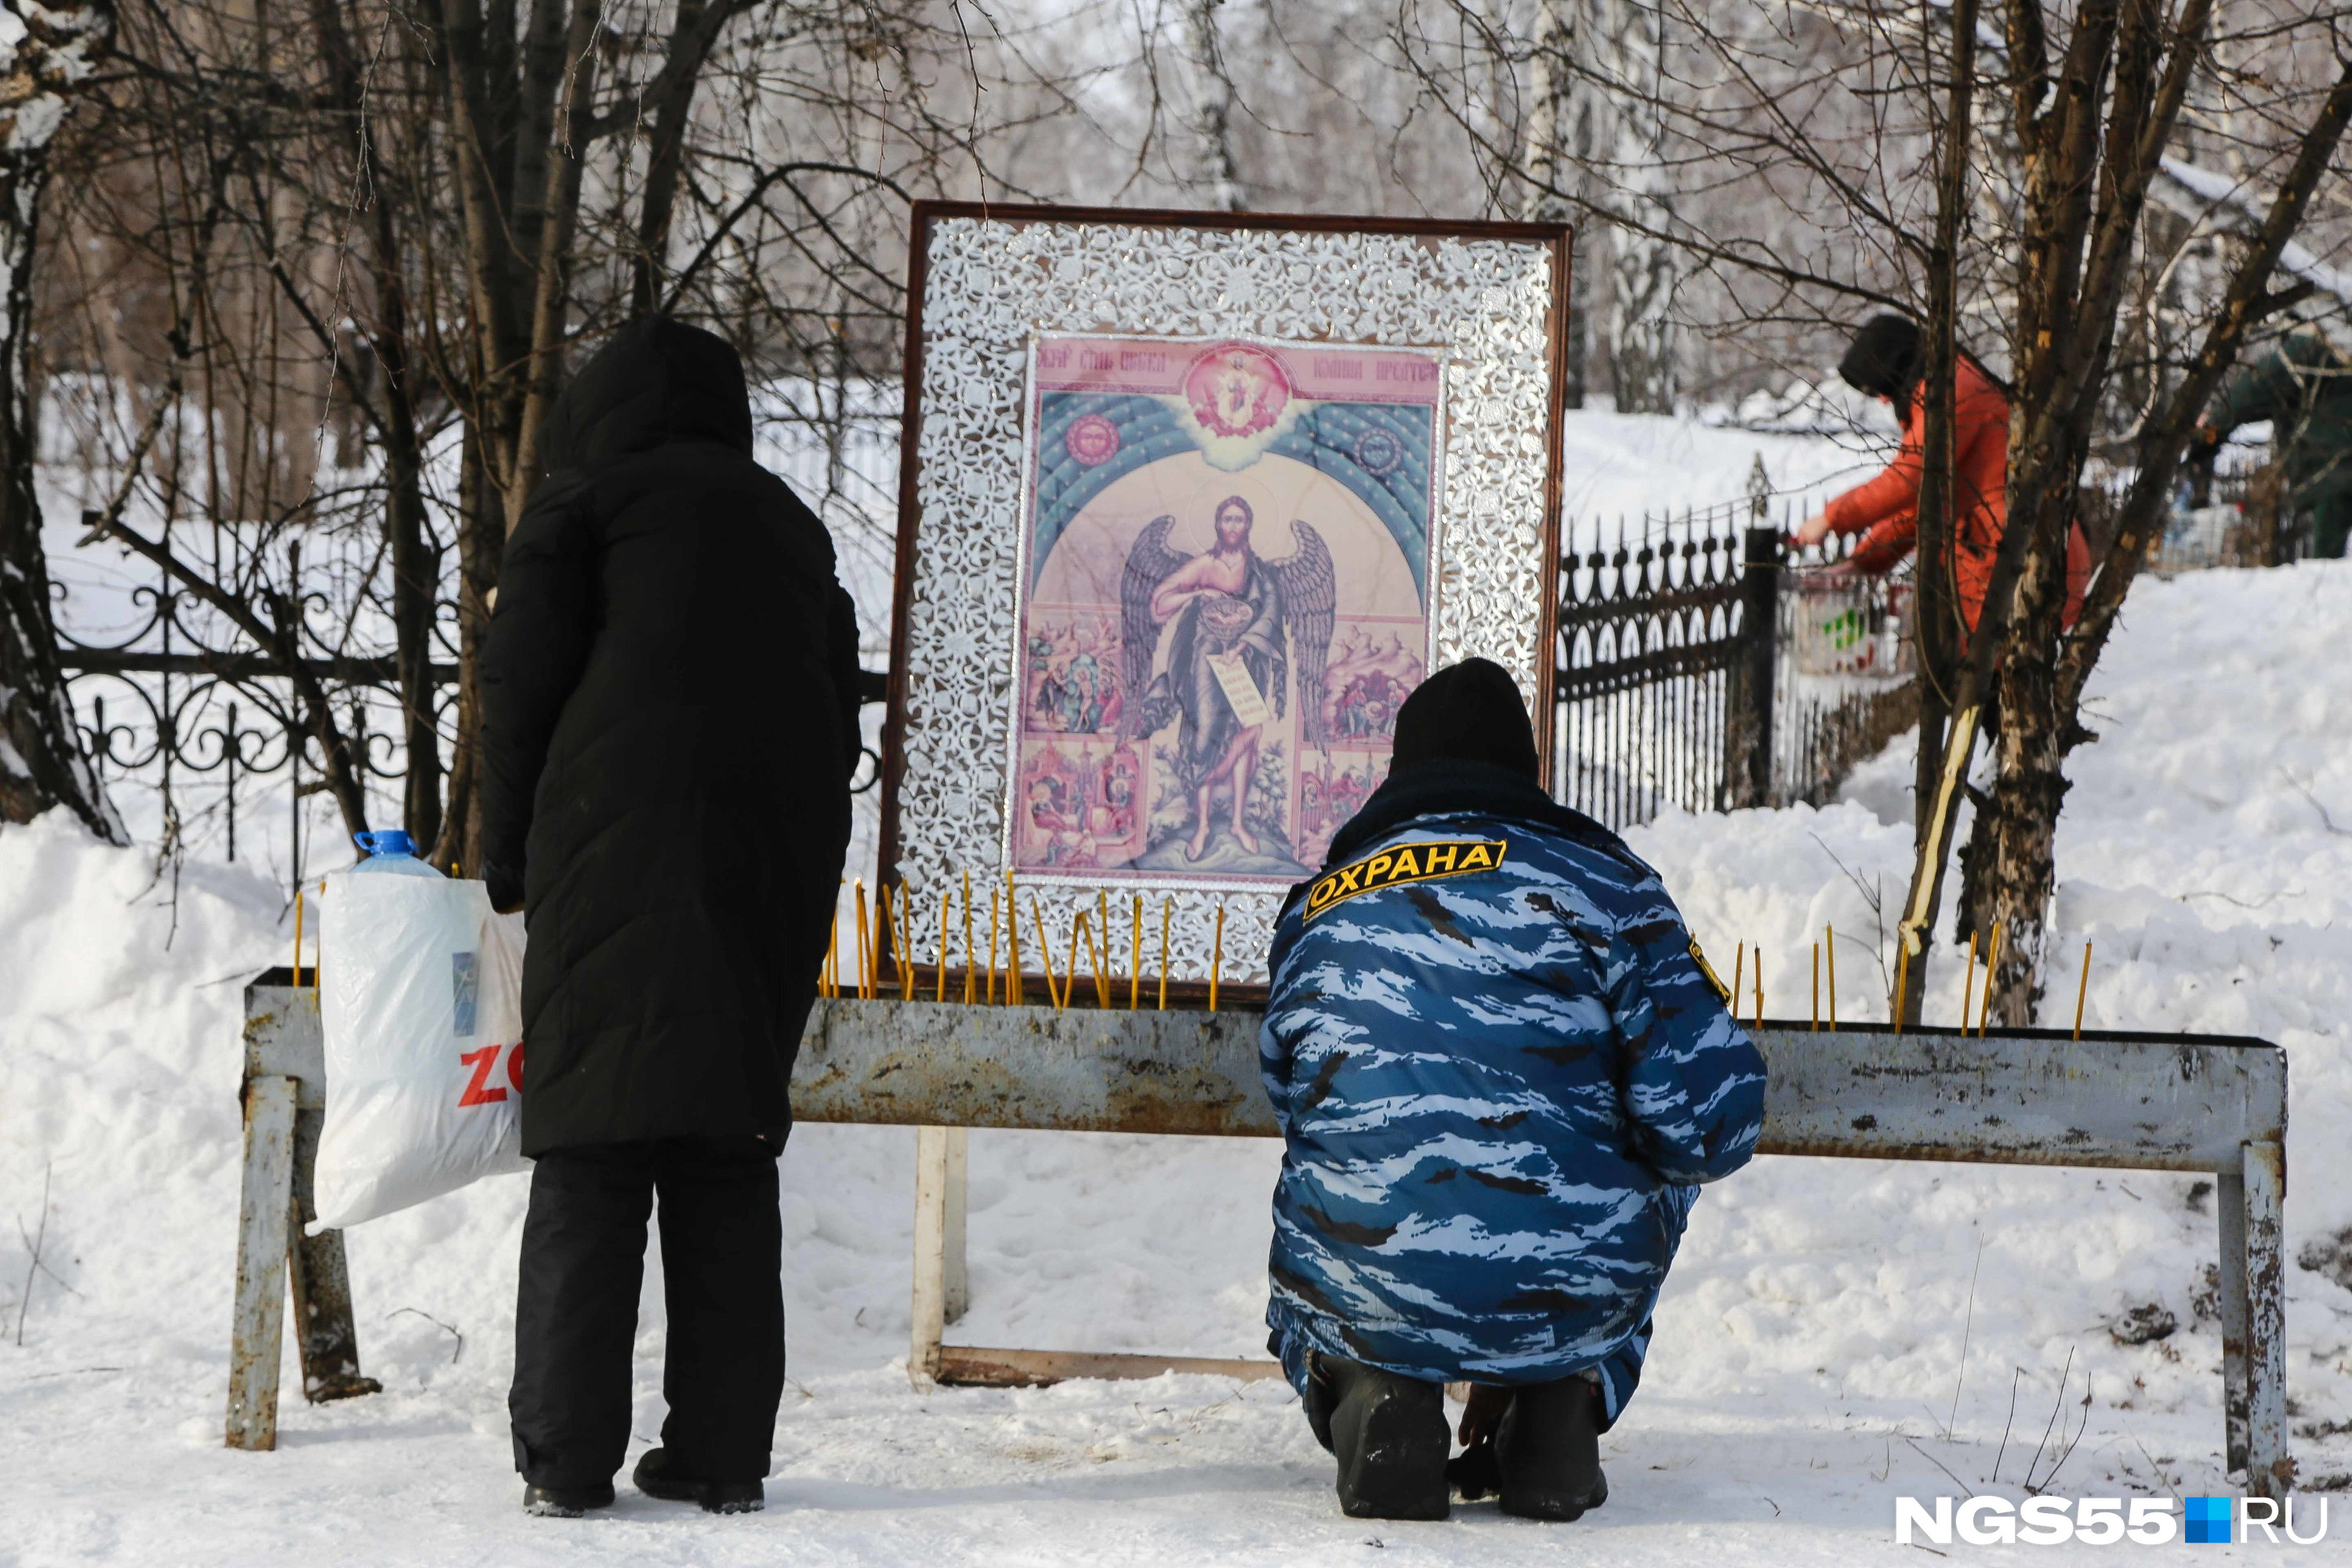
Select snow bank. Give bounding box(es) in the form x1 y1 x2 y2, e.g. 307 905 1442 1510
5 562 2352 1565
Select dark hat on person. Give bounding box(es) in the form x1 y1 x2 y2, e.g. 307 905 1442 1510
1838 314 1924 402
1390 658 1539 780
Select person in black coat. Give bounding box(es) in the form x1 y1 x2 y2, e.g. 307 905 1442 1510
481 316 862 1519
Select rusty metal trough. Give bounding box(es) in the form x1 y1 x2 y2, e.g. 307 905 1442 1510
228 983 2292 1497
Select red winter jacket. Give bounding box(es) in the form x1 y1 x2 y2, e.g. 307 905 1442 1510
1822 358 2091 633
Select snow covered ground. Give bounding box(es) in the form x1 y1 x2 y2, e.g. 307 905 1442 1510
7 560 2352 1565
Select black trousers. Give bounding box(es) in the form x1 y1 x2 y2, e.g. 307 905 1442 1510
509 1136 783 1489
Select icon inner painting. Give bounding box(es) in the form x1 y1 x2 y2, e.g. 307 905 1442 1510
1010 334 1445 887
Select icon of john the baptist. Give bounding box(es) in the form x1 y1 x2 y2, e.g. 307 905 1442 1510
1120 495 1336 862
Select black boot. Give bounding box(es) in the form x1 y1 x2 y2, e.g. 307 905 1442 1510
1313 1356 1450 1521
633 1446 766 1515
1494 1377 1608 1522
522 1481 614 1518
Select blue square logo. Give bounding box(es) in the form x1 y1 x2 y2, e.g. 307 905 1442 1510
2184 1495 2234 1544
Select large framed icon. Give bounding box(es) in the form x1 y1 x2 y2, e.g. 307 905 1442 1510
882 202 1570 989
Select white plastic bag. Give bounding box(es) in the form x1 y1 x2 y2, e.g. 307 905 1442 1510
313 873 530 1229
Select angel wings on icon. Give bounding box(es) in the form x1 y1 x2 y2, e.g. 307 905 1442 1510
1109 495 1338 866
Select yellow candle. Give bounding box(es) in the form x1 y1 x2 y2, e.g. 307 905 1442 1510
1006 876 1023 1006
1031 898 1063 1011
1210 902 1225 1012
853 880 871 1000
1157 897 1171 1011
1825 925 1838 1029
962 871 976 1004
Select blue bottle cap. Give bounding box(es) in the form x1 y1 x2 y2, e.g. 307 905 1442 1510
354 829 418 858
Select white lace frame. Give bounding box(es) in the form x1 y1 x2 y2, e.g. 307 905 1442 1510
892 216 1559 986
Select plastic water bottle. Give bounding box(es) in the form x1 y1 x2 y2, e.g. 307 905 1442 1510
350 829 445 878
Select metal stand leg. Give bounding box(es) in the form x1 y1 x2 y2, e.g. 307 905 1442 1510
2243 1140 2292 1500
226 1076 299 1450
909 1125 962 1385
285 1098 379 1403
2218 1167 2250 1477
943 1126 969 1324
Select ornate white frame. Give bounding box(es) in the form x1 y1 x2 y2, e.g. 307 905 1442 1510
883 205 1568 988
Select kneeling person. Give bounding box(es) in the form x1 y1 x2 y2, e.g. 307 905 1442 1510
1260 659 1766 1521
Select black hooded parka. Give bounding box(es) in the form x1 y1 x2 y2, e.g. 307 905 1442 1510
481 318 861 1156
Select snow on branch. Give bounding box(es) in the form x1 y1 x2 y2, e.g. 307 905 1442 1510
2153 154 2352 316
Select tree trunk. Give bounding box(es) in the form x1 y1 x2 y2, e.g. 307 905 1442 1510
1981 51 2352 1025
505 0 603 528
0 0 124 840
435 425 498 876
1974 0 2230 1023
1519 0 1587 406
309 0 443 852
1891 0 1975 1026
1181 0 1244 211
1596 0 1679 414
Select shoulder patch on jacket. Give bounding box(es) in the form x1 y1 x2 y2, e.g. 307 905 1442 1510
1305 839 1507 920
1687 938 1733 1004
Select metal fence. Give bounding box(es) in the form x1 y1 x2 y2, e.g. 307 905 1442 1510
1554 480 1920 833
66 442 2278 863
49 397 901 891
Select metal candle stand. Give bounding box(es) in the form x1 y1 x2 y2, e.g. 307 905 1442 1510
229 985 2293 1497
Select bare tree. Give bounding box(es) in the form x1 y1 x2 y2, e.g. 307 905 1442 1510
1595 0 1681 412
1181 0 1248 209
0 0 122 838
1972 19 2352 1024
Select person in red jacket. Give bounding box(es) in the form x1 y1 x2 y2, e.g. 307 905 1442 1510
1795 315 2089 636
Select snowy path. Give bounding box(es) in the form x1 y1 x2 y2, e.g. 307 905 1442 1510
7 562 2352 1564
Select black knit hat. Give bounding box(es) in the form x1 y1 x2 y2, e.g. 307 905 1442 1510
1838 314 1924 402
1390 658 1540 780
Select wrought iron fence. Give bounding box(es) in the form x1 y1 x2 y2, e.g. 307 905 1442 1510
1553 476 1918 832
77 432 2278 862
49 397 902 894
1552 502 1748 827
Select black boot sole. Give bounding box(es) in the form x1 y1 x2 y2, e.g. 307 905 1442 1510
1500 1470 1608 1522
523 1483 614 1518
634 1459 765 1514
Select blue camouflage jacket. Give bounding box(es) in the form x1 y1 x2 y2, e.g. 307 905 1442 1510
1260 763 1766 1425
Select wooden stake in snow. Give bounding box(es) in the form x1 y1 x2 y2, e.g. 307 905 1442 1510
1893 942 1911 1035
1157 897 1171 1011
1962 929 1980 1033
292 888 305 989
1753 948 1763 1029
